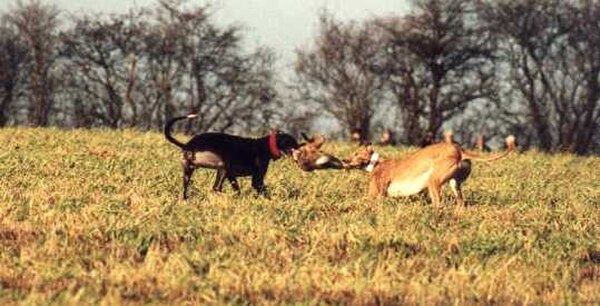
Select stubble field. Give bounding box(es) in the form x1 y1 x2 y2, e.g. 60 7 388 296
0 128 599 304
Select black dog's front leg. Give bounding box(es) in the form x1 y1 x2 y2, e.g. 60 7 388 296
228 176 240 194
251 174 267 196
252 166 271 197
251 161 271 197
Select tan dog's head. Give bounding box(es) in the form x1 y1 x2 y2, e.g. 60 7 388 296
342 144 375 170
292 133 344 171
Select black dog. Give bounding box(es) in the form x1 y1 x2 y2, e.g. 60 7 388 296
165 114 300 199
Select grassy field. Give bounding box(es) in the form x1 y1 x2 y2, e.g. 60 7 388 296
0 128 599 305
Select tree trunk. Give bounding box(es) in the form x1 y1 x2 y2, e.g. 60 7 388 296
575 73 600 154
427 78 443 138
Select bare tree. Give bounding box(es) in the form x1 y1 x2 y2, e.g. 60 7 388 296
59 0 278 133
0 19 27 126
294 14 387 143
482 0 600 154
482 0 563 151
6 0 60 127
60 9 145 128
564 0 600 154
379 0 496 145
149 0 278 134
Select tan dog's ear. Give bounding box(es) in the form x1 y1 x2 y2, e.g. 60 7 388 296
313 134 325 149
365 144 374 153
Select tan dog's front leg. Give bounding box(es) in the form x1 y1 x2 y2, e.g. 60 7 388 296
368 178 382 198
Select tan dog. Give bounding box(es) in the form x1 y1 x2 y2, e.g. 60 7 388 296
292 134 344 171
342 136 516 206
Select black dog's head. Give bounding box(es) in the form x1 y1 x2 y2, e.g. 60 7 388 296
275 132 300 155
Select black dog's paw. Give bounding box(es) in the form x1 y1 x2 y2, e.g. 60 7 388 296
254 187 271 199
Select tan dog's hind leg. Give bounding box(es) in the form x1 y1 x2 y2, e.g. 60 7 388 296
429 159 460 207
449 179 465 206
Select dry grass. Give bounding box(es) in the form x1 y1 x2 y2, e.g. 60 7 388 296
0 128 599 305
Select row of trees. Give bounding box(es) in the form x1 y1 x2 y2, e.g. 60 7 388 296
294 0 600 154
1 0 278 133
1 0 599 154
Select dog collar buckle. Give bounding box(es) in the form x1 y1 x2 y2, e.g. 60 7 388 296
365 152 379 172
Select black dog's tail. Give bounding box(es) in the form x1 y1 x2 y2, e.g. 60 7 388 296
164 114 197 148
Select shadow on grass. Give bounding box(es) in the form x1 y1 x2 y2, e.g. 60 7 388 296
460 190 516 207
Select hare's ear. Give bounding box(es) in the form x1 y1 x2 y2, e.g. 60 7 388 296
300 132 312 142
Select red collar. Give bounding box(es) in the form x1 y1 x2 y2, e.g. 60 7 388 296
268 131 281 159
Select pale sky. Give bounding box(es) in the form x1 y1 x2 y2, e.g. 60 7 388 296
1 0 409 71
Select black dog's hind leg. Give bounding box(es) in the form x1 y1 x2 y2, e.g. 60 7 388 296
182 152 196 199
183 166 195 199
212 169 227 192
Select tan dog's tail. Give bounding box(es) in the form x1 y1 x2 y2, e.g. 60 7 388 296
460 135 516 162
